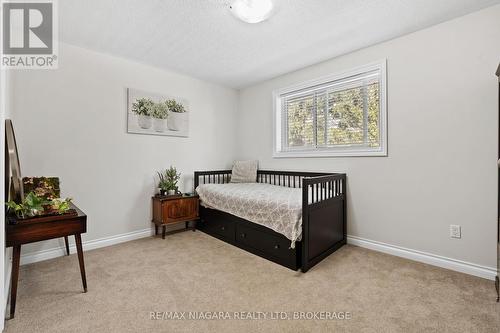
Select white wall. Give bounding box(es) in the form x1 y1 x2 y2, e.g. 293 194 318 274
236 5 500 269
9 42 238 257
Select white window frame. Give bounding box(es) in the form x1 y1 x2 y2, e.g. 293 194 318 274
273 60 387 158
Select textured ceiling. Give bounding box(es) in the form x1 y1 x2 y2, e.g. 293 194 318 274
60 0 500 88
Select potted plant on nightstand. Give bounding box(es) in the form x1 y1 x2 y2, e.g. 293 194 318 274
157 170 168 196
166 99 187 131
157 166 181 195
165 166 181 195
151 101 168 132
131 98 154 129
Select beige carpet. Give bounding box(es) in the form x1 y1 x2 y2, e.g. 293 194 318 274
4 231 499 333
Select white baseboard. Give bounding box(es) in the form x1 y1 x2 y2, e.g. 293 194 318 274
347 235 497 281
20 228 154 266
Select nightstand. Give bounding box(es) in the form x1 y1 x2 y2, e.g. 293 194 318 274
151 194 199 239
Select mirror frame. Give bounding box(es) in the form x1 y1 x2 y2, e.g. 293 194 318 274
5 119 23 202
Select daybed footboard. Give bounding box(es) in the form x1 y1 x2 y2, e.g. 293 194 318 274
301 174 346 272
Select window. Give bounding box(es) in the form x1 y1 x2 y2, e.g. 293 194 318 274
273 60 387 157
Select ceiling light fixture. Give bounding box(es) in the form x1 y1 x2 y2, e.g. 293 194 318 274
230 0 274 24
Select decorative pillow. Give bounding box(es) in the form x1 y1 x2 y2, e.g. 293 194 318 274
230 160 258 183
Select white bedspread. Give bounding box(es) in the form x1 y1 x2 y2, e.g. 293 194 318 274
196 183 302 248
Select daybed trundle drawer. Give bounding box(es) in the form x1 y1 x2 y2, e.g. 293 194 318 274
199 208 235 241
235 224 293 261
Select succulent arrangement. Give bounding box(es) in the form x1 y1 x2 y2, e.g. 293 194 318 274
132 97 187 131
133 98 186 117
131 98 154 116
151 101 169 119
165 99 186 113
6 192 73 219
157 166 181 195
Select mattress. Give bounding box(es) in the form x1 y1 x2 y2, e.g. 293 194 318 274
196 183 302 248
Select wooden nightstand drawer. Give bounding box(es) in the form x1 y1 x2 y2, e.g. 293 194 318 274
164 198 198 222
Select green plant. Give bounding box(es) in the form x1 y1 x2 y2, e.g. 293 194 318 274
157 171 169 191
165 99 186 113
165 166 181 190
50 197 73 214
131 98 154 116
157 166 181 191
151 101 169 119
6 192 50 219
6 192 74 219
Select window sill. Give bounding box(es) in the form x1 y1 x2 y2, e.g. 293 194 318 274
273 149 387 158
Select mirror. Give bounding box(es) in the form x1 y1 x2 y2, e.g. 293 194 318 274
5 119 23 203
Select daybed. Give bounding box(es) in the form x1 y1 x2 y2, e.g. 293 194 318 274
194 170 346 272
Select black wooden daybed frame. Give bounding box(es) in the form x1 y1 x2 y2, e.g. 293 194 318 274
194 170 347 272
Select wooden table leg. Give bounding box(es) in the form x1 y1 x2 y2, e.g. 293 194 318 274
74 234 87 293
64 236 70 255
192 220 196 231
162 226 166 239
10 245 21 319
155 225 158 236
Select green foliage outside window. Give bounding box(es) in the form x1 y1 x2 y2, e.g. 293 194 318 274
285 83 380 149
